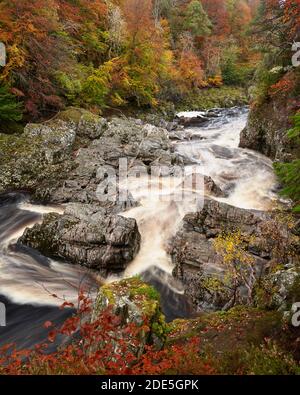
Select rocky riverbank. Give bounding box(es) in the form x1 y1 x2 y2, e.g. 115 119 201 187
0 104 299 372
1 106 299 308
168 198 300 312
239 73 300 162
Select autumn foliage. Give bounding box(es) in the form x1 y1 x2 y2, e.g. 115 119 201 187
0 292 213 375
0 0 260 120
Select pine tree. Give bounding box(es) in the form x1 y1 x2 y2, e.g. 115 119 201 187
275 112 300 212
183 0 212 37
0 84 23 122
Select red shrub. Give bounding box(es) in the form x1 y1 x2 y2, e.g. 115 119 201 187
0 292 213 375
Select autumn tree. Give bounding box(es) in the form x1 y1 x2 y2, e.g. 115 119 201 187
0 0 71 117
202 0 230 37
214 231 256 308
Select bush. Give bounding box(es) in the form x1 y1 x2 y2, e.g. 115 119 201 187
0 292 213 375
240 340 300 375
275 112 300 212
0 84 23 123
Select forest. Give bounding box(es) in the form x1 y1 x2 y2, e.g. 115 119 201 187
0 0 261 120
0 0 300 378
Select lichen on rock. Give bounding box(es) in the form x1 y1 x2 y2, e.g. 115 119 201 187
92 277 167 353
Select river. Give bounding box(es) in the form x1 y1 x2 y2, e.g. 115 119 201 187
0 107 279 349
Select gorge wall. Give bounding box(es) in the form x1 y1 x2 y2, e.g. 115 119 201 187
240 72 300 162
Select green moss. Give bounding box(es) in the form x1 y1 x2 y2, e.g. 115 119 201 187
55 107 100 124
217 341 300 375
168 306 282 347
93 278 168 346
97 278 162 317
286 275 300 308
167 306 290 374
129 284 160 301
176 86 248 112
101 286 116 305
0 133 37 162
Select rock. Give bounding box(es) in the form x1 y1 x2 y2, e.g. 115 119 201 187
210 145 235 160
45 117 179 206
239 75 299 162
168 198 298 312
24 121 76 164
54 107 108 140
177 114 210 127
175 108 243 128
0 107 107 195
0 124 75 194
255 269 300 312
204 175 226 197
92 277 167 353
0 112 181 210
179 174 226 197
19 203 141 276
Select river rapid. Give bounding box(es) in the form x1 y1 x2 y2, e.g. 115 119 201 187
0 107 279 348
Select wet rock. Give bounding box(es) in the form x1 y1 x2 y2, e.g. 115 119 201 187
19 203 141 276
168 198 297 312
45 117 179 206
239 80 298 161
175 108 245 128
177 114 210 127
92 277 167 353
204 176 226 197
210 145 235 160
180 174 226 197
168 129 187 141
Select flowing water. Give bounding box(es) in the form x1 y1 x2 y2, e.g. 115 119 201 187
0 107 279 348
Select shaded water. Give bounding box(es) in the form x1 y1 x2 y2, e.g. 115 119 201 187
0 108 279 348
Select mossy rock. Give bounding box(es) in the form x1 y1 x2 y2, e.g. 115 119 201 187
168 306 282 350
0 107 106 196
93 278 167 352
254 269 300 311
167 305 293 374
0 119 76 194
53 107 107 140
176 86 248 112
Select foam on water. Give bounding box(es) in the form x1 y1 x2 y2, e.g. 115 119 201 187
0 107 280 345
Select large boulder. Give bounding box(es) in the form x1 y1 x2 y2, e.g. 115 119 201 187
168 198 298 312
19 203 141 276
0 108 107 195
55 107 108 140
92 277 167 353
45 117 180 206
1 112 179 209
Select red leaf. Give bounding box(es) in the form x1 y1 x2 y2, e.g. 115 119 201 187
43 321 53 329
